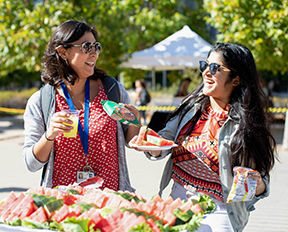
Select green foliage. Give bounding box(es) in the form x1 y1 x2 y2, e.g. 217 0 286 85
203 0 288 73
0 0 209 86
0 88 38 103
0 0 76 76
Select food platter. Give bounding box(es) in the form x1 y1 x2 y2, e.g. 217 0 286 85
0 183 216 232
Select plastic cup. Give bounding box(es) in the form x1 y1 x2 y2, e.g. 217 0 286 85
62 109 79 138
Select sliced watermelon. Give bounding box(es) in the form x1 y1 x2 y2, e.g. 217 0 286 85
163 210 176 226
151 194 163 204
90 209 109 229
153 201 165 218
146 135 175 146
169 197 183 212
142 140 159 146
66 204 82 218
191 203 202 214
74 186 83 195
178 209 194 223
163 196 174 205
64 193 81 205
44 187 53 196
145 128 161 139
27 186 45 195
135 126 147 145
50 204 69 223
108 194 123 208
29 206 48 223
125 215 147 231
179 200 193 212
105 208 123 231
1 192 25 220
146 217 161 232
115 211 138 231
6 194 34 221
73 202 96 213
141 200 155 215
0 191 17 216
118 198 131 208
44 199 64 217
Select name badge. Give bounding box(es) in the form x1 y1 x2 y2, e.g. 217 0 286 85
77 170 95 183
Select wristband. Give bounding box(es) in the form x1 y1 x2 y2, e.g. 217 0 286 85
44 132 55 141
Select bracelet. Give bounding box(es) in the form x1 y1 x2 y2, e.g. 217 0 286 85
44 132 55 141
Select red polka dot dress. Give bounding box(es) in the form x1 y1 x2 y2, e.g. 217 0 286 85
52 80 119 190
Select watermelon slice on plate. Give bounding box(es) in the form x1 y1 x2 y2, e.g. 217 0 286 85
129 126 178 150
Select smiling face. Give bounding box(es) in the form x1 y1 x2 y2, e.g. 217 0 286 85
64 32 99 79
202 51 239 107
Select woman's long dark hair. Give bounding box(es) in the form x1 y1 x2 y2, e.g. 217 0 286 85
41 20 106 86
168 43 276 179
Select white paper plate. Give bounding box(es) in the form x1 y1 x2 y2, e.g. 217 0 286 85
130 143 178 150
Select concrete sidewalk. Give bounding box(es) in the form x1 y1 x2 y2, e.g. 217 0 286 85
0 115 24 141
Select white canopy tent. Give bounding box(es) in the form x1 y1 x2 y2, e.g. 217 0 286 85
120 25 212 90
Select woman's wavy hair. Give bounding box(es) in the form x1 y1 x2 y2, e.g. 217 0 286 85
41 20 106 86
168 42 276 179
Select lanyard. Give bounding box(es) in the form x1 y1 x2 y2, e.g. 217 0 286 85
60 79 90 155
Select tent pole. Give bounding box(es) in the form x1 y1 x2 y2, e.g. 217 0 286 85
152 68 156 92
162 70 167 88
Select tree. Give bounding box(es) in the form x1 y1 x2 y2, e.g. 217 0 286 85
203 0 288 148
0 0 209 87
203 0 288 73
0 0 76 75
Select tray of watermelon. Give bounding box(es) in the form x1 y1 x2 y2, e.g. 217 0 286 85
0 184 216 232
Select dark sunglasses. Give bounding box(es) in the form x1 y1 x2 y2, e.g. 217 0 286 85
199 60 230 75
65 41 102 54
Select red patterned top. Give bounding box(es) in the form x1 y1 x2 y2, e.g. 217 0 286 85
52 80 119 190
172 104 229 202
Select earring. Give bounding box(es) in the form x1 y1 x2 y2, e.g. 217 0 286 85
64 59 68 65
233 80 239 85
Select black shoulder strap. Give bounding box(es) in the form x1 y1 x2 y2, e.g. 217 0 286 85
39 84 55 186
101 75 120 103
40 84 55 129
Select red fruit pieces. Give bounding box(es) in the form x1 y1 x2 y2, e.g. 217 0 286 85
191 203 202 214
169 197 183 212
146 128 160 138
29 206 47 223
6 194 34 221
66 204 82 218
50 204 69 222
179 200 192 213
136 126 147 145
0 191 17 217
147 218 161 232
26 186 45 195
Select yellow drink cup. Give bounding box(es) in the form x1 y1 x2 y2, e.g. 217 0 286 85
62 109 79 138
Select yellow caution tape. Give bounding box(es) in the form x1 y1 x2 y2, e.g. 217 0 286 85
136 106 288 113
0 107 25 114
0 106 287 114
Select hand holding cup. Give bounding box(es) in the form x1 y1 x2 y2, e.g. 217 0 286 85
61 109 79 138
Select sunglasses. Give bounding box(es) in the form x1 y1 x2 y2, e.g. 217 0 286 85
199 60 230 75
65 41 102 54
